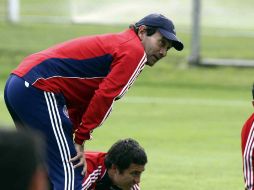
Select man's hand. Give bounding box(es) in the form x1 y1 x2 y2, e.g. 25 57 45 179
70 143 87 175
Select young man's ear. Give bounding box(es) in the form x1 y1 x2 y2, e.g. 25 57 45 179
111 164 118 173
111 164 122 175
137 25 147 40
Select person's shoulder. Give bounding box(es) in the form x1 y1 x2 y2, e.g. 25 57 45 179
85 151 106 174
83 151 106 188
118 29 142 45
242 112 254 133
85 151 106 164
85 151 106 157
114 29 145 56
245 113 254 125
247 112 254 120
103 29 141 47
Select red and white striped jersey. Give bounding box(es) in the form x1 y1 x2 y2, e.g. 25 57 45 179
12 29 147 144
82 151 140 190
242 113 254 190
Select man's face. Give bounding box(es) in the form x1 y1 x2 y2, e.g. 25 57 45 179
112 163 145 190
138 26 173 67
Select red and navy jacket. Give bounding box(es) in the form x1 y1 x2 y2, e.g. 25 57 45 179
241 113 254 155
82 151 140 190
241 113 254 190
12 29 147 144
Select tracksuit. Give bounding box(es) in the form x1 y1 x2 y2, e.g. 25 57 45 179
83 151 140 190
4 28 146 190
242 113 254 190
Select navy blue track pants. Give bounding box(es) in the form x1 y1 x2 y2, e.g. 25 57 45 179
4 74 83 190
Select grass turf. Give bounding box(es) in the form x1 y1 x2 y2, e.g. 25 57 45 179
0 21 253 189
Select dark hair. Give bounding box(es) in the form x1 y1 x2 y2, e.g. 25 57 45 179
252 83 254 99
104 138 147 173
0 129 46 190
129 24 157 36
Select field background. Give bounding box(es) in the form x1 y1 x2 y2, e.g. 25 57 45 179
1 0 254 189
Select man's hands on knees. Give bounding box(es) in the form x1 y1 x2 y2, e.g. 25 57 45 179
70 143 87 175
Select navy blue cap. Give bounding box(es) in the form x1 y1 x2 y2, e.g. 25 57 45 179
135 13 184 51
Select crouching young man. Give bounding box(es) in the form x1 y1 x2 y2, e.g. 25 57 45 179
82 138 147 190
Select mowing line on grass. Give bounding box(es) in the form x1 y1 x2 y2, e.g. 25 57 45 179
0 93 249 107
121 96 249 107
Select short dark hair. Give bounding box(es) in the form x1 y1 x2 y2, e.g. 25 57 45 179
129 24 157 36
0 129 46 190
104 138 147 173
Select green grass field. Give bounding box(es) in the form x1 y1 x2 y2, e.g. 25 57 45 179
0 20 254 189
